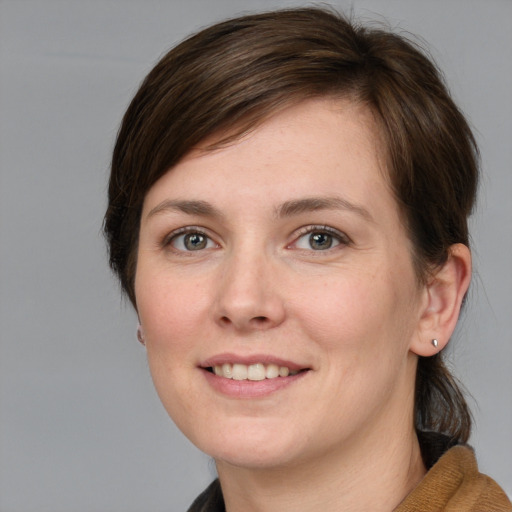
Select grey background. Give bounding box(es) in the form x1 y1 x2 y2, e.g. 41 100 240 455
0 0 510 510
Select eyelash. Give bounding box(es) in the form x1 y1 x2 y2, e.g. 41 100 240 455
291 225 351 251
161 224 351 253
162 226 217 252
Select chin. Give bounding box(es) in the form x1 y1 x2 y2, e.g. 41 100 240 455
211 445 301 471
189 420 309 470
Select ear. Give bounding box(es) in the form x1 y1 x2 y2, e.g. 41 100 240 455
410 243 472 357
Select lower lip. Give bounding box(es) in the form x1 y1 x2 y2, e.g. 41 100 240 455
201 368 308 398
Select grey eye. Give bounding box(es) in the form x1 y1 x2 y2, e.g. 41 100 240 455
294 230 342 251
184 233 207 250
309 232 334 250
171 232 215 251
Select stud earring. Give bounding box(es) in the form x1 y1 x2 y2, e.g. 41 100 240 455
137 325 145 346
431 339 439 348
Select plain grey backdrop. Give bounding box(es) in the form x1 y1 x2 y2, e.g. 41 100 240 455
0 0 510 510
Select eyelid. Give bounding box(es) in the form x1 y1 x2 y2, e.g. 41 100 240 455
160 224 350 252
162 226 219 250
289 225 351 249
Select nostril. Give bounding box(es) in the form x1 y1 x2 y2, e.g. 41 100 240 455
249 316 270 328
217 307 284 330
220 315 268 324
220 316 231 325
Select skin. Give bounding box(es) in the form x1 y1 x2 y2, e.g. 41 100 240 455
135 98 471 511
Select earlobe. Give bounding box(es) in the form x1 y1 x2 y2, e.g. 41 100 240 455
410 244 472 357
137 324 146 346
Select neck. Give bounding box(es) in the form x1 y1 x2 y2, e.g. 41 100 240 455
216 423 426 512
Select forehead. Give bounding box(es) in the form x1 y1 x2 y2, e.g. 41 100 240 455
178 98 386 180
200 96 383 154
142 98 397 225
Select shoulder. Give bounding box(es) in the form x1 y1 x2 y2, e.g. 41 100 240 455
395 443 512 511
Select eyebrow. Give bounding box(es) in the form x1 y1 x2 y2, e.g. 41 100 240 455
146 196 373 222
147 199 224 219
276 196 373 221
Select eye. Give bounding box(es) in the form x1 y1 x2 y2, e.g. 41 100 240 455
167 230 217 252
293 226 348 251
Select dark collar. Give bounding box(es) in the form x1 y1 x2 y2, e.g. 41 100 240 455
186 478 224 512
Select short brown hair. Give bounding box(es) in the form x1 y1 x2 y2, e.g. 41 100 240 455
104 7 478 442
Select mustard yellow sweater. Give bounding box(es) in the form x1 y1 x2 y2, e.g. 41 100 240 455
395 444 511 511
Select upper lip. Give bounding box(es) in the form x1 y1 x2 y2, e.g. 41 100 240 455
200 353 309 372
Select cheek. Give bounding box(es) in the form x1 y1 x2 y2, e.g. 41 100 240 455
135 269 210 352
292 267 418 356
135 271 209 428
291 272 380 343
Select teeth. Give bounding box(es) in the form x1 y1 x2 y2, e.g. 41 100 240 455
247 364 266 381
266 364 279 379
232 363 248 381
212 363 302 381
222 363 233 378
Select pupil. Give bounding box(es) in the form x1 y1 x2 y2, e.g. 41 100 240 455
185 233 206 250
310 232 332 250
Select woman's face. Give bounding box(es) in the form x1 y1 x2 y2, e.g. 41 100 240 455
135 98 427 470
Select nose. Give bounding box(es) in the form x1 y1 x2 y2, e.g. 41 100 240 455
213 250 286 332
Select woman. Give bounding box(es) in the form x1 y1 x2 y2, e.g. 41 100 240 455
104 7 511 511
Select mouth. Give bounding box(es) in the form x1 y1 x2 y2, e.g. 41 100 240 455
205 363 308 381
200 356 311 398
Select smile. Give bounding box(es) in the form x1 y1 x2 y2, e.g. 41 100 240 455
210 363 301 381
201 356 310 398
